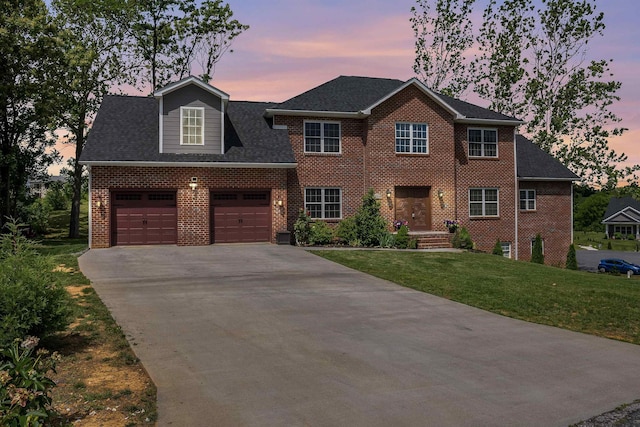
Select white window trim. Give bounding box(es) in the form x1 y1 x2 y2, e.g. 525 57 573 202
468 128 498 158
180 106 205 146
395 122 429 154
501 242 512 259
304 187 342 219
468 188 499 217
519 189 536 211
303 120 342 154
530 237 545 255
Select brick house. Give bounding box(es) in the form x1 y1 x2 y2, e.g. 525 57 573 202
81 75 579 265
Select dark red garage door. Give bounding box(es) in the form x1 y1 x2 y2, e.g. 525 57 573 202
111 191 177 246
211 191 271 243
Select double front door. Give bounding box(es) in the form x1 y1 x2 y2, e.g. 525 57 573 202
395 187 431 231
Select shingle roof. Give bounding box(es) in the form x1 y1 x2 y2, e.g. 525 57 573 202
273 75 521 122
516 135 580 181
81 95 295 164
603 197 640 220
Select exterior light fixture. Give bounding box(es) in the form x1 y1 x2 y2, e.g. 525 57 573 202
96 201 101 208
277 200 283 207
437 189 444 199
189 182 198 190
386 189 392 199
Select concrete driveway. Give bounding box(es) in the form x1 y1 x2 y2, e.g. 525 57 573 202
79 245 640 426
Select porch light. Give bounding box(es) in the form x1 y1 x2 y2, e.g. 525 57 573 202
386 189 392 199
275 199 283 207
189 182 198 191
437 189 444 199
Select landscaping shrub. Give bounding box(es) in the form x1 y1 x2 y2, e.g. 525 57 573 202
452 227 473 249
566 244 578 270
309 221 334 245
0 336 60 426
395 225 409 249
44 182 69 211
607 241 612 250
293 209 312 245
531 233 544 264
354 189 386 247
23 199 51 236
378 231 395 248
627 234 635 241
408 238 418 249
336 216 357 245
492 239 503 256
0 221 72 347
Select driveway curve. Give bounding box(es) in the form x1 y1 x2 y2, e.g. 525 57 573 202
79 245 640 426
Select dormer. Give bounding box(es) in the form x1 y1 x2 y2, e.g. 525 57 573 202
153 76 230 155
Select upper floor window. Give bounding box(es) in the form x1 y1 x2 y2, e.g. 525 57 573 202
305 187 342 219
304 121 341 153
395 123 428 154
519 189 536 211
181 107 204 145
469 188 499 217
468 128 497 157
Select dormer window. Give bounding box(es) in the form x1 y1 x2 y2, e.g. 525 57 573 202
181 106 204 145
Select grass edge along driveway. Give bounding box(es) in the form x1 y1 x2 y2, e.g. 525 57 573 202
312 250 640 345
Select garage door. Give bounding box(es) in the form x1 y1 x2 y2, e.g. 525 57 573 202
112 192 177 246
211 191 271 243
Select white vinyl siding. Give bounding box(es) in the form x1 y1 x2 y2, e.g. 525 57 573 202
395 123 428 154
180 107 204 145
469 188 499 217
305 188 342 219
304 121 341 153
468 128 498 157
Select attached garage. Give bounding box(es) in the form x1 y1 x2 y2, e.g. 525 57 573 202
111 191 177 246
211 191 271 243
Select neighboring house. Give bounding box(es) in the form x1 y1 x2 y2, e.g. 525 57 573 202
26 175 66 198
602 197 640 239
80 75 579 265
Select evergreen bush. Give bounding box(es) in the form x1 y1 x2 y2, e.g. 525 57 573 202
293 209 312 245
492 239 503 256
309 221 334 245
531 234 545 264
354 189 386 247
395 225 409 249
336 216 357 245
566 244 578 270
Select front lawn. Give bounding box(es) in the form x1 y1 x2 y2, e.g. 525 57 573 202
574 230 639 252
312 250 640 345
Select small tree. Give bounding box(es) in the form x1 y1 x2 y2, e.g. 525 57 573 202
566 244 578 270
293 209 311 246
492 239 503 256
354 189 387 247
531 233 544 264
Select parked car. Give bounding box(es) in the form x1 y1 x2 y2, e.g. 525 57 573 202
597 258 640 275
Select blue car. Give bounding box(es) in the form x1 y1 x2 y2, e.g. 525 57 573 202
598 258 640 275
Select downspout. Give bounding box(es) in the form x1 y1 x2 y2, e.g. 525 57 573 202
513 130 518 260
571 184 574 244
87 166 92 249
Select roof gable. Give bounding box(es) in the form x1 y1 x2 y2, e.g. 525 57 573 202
153 76 229 101
603 197 640 222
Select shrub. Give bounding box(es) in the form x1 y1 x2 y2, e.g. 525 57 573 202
44 182 69 211
0 336 60 426
23 199 51 236
607 241 612 250
378 231 395 248
452 227 473 249
492 239 503 256
354 189 386 247
566 244 578 270
0 221 72 347
395 225 409 249
293 209 312 246
309 221 334 245
336 216 357 245
531 234 544 264
614 232 622 240
408 238 418 249
627 234 635 241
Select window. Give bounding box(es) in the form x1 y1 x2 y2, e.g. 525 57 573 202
304 121 340 153
468 128 498 157
501 242 512 259
531 238 545 255
614 225 634 235
519 190 536 211
181 107 204 145
395 123 428 154
469 188 499 217
305 188 342 219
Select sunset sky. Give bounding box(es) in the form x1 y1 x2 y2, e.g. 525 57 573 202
55 0 640 176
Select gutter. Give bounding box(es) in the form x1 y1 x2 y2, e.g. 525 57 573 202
80 161 298 169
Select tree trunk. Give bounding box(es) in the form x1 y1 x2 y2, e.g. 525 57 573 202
68 132 84 239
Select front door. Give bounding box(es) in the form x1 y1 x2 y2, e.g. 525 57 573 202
395 187 431 231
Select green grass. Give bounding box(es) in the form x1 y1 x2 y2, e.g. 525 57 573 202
312 250 640 345
574 230 640 252
36 199 89 257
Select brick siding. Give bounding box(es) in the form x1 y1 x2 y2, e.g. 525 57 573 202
89 166 287 248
